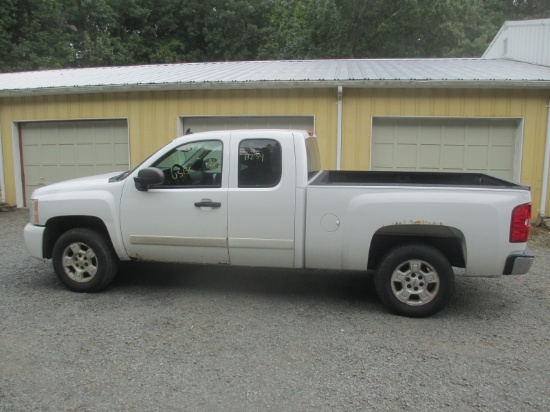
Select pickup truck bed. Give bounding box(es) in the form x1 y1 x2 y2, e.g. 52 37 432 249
310 170 527 188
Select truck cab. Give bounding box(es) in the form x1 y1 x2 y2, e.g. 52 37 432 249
120 129 312 268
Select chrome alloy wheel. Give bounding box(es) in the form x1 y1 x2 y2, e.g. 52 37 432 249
62 242 98 283
390 259 440 306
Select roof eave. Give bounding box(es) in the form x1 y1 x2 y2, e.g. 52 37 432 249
1 79 549 98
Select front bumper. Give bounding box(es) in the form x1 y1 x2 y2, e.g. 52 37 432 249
503 248 535 275
24 223 46 259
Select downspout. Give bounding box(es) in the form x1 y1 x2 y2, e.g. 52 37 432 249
336 86 343 170
539 99 550 222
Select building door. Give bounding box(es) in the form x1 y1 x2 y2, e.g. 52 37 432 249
181 115 314 135
371 117 522 181
20 120 129 206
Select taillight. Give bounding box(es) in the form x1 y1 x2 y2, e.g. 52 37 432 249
510 203 531 243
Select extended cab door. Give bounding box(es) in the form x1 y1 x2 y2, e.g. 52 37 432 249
227 131 296 268
120 133 229 264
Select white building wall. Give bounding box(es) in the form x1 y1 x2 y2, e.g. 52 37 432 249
483 19 550 67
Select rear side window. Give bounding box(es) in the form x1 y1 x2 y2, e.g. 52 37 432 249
238 139 282 188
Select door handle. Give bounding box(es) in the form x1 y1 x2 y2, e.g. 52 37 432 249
194 200 222 208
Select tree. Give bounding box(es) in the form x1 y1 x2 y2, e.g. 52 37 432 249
0 0 548 73
0 0 73 72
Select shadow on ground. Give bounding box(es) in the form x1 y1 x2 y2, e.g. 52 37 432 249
114 261 379 304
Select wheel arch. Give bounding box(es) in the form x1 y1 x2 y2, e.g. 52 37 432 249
43 216 113 259
367 224 466 270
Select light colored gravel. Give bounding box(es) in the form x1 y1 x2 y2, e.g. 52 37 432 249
1 209 549 411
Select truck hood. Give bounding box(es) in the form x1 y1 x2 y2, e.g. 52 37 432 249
31 172 124 199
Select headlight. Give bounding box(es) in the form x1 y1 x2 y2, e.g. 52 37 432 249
30 199 39 225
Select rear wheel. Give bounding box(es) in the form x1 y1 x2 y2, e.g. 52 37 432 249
52 228 118 292
374 244 454 317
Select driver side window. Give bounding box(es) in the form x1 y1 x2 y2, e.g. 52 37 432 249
152 140 223 187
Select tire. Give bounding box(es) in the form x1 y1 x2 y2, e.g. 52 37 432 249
52 228 118 292
374 243 454 318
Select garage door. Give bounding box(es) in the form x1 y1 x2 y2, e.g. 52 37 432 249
371 117 521 181
181 116 314 134
21 120 129 206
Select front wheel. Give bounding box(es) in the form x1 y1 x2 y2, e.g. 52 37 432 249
52 228 118 292
374 244 454 317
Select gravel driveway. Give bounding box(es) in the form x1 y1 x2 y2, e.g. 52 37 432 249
1 209 549 411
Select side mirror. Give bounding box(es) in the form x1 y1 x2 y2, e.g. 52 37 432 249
134 167 165 192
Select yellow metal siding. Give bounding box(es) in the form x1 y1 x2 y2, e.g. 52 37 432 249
1 87 549 216
342 88 550 216
0 88 337 205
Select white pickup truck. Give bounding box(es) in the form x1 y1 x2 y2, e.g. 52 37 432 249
24 129 534 317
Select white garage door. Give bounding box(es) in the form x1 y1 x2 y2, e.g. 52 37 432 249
181 116 314 134
21 120 129 206
371 117 522 181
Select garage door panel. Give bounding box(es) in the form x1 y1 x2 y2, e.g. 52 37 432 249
395 166 417 171
420 127 442 144
95 143 115 163
25 165 41 183
113 128 128 143
465 146 489 169
419 145 441 169
395 144 417 167
441 127 466 145
40 127 60 145
442 146 465 169
42 145 59 164
58 145 76 162
59 165 77 179
56 129 75 144
24 133 41 145
395 127 418 144
375 127 396 143
490 170 511 180
490 147 514 169
76 127 95 143
115 144 129 164
76 144 94 164
41 165 60 182
372 117 520 181
76 165 96 176
95 165 118 174
242 117 267 128
467 127 490 145
95 127 117 144
371 144 394 168
23 145 41 164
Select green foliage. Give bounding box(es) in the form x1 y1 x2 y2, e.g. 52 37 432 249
0 0 548 72
0 0 74 71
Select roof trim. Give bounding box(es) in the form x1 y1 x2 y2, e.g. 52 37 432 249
1 79 550 98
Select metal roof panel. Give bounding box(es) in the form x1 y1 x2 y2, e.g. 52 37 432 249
0 58 549 97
